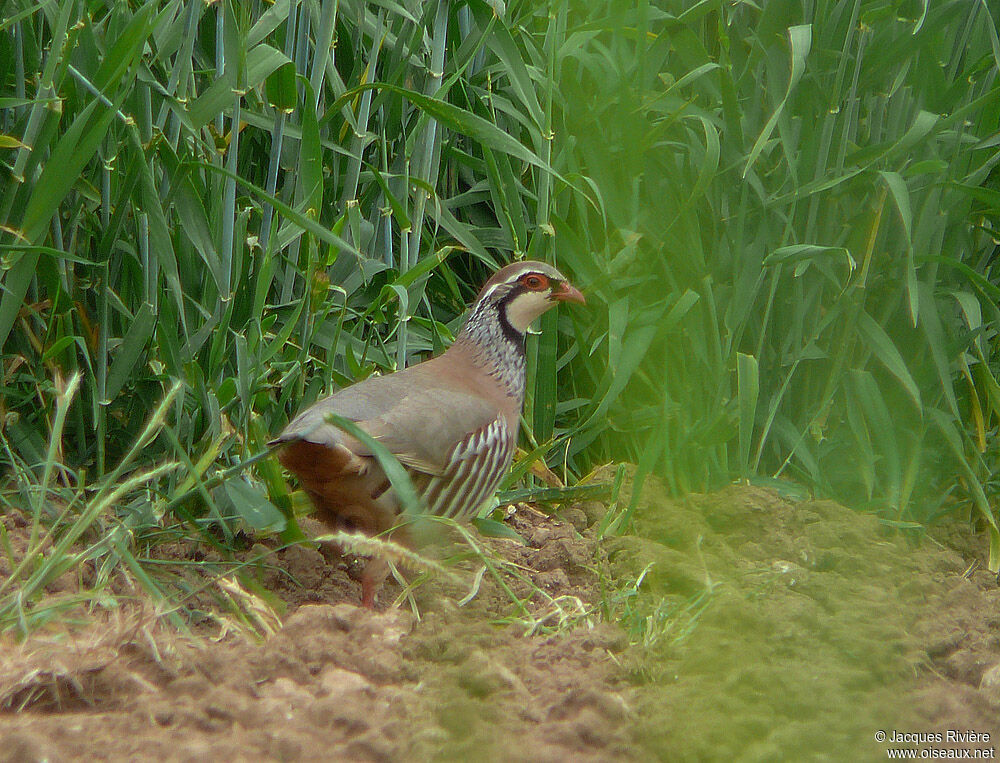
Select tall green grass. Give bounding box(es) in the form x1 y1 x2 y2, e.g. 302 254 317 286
552 0 1000 560
0 0 999 634
0 0 588 626
0 5 571 497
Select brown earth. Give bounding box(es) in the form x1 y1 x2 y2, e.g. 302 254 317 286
0 476 998 761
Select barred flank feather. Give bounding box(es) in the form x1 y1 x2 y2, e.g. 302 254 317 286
423 416 515 519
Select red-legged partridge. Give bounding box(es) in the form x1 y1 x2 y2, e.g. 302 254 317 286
271 261 585 606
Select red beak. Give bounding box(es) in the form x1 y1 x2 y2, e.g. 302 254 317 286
553 281 586 305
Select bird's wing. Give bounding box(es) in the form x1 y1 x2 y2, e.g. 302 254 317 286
273 365 503 477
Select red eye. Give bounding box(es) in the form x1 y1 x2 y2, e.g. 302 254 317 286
523 274 548 290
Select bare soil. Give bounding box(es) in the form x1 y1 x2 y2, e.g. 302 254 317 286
0 476 998 761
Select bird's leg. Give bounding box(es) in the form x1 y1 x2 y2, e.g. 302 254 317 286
360 555 390 608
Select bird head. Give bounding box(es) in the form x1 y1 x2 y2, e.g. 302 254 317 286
470 260 586 335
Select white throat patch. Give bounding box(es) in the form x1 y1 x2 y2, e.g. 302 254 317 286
504 290 553 333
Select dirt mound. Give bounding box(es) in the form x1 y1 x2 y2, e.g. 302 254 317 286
0 479 998 760
611 483 1000 760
